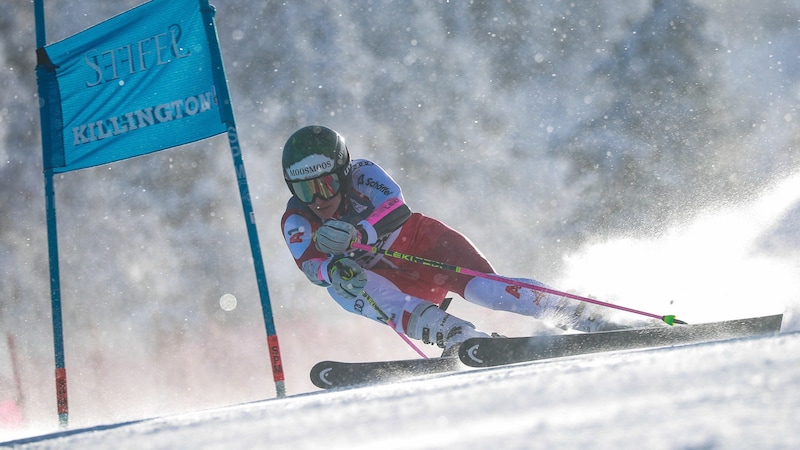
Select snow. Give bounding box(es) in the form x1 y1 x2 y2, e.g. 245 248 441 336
5 328 800 449
3 0 800 446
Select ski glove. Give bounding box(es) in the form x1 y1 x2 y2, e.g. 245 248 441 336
329 258 367 299
315 220 360 255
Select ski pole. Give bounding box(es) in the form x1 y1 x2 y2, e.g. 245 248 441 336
361 290 429 358
351 243 685 326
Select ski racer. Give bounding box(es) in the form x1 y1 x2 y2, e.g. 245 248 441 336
280 125 634 356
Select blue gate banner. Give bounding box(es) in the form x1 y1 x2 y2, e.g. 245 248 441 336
38 0 230 173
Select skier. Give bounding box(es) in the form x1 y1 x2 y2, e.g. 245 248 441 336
280 125 636 356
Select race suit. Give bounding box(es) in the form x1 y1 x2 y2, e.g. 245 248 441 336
281 159 497 332
282 159 655 335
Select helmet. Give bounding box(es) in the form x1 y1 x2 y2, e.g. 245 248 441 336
282 126 351 202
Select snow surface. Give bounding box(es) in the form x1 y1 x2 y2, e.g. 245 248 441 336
4 323 800 449
3 0 800 447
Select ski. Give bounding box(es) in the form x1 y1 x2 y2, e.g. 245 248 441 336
459 313 784 367
310 356 461 389
311 314 783 388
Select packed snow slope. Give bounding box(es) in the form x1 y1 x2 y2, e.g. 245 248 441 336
2 0 800 442
4 321 800 449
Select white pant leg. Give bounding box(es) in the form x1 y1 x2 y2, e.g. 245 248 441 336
463 276 660 331
327 270 430 333
463 275 565 319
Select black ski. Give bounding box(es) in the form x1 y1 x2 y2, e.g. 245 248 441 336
310 357 461 389
459 314 783 367
311 314 783 388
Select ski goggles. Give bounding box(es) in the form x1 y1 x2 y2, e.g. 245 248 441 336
289 172 342 204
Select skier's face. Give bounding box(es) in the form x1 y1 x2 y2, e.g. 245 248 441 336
310 192 342 220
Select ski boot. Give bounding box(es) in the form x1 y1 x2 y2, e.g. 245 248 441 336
405 303 490 357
